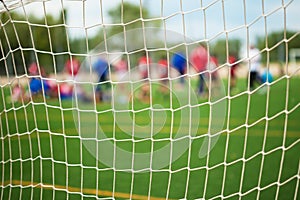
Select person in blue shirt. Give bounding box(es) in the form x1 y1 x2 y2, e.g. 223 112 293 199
171 52 187 86
93 58 109 102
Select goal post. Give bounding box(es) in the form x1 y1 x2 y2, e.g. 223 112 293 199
0 0 300 199
290 48 300 65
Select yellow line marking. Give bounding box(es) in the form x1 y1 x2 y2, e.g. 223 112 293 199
3 128 300 142
3 108 300 126
1 180 168 200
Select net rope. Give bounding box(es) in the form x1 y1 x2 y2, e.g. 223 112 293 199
0 0 299 199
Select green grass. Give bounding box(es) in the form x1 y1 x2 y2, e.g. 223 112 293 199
0 76 300 199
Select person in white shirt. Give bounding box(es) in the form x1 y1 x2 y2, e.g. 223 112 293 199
248 45 262 90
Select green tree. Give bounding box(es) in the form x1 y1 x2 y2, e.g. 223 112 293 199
31 11 68 73
0 12 31 75
107 2 161 53
257 31 300 63
0 11 68 75
211 39 242 63
108 2 151 35
85 2 162 67
67 2 157 64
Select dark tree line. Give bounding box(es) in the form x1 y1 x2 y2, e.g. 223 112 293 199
1 2 299 76
0 10 68 75
0 2 155 75
257 31 300 64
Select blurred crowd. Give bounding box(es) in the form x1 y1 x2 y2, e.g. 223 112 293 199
10 44 273 103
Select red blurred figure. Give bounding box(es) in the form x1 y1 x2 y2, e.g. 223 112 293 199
190 45 209 95
137 51 152 102
157 56 169 94
65 56 80 77
228 54 239 91
11 84 26 103
210 55 218 67
210 55 219 80
138 52 152 79
190 45 208 73
158 58 168 79
114 56 128 81
28 62 46 76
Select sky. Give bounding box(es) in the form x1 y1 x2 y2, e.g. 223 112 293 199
1 0 300 46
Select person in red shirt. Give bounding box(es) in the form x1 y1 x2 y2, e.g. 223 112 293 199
228 54 239 92
64 56 81 78
190 45 209 95
157 56 169 94
60 57 81 99
138 51 152 79
28 62 46 77
28 62 50 97
114 56 128 81
137 51 152 102
210 55 219 81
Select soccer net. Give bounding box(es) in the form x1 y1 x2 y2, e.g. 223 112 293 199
0 0 299 199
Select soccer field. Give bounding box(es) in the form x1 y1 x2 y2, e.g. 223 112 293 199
0 76 300 199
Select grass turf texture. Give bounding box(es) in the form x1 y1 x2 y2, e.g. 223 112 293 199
0 76 299 199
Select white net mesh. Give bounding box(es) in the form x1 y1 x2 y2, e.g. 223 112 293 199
0 0 300 199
